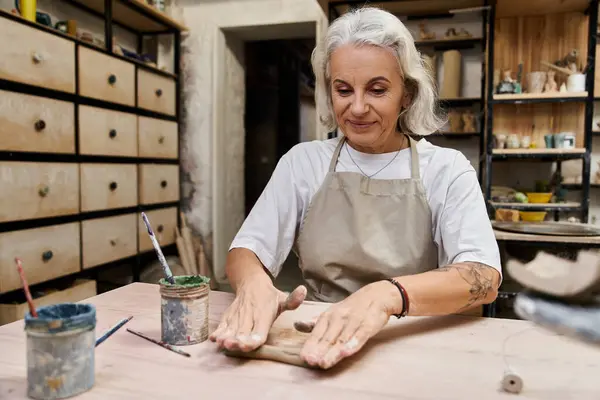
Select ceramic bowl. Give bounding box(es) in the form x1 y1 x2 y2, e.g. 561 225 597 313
520 211 547 222
525 192 552 204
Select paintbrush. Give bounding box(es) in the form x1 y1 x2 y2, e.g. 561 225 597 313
141 212 175 284
15 257 37 318
126 328 191 357
95 315 133 347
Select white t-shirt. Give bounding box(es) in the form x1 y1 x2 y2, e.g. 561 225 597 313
230 136 502 281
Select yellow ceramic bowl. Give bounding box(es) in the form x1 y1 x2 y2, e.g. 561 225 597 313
520 211 547 222
526 192 553 204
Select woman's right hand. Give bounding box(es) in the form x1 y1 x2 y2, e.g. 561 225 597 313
209 278 307 352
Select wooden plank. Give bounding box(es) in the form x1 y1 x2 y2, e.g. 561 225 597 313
1 283 599 399
490 201 581 208
492 148 586 154
493 92 587 100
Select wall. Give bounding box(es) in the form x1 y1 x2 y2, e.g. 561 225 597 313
173 0 327 282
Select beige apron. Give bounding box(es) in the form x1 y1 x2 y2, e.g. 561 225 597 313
294 134 438 302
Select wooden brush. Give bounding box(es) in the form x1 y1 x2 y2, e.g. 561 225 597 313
541 60 575 76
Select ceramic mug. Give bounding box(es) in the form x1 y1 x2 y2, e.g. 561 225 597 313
527 71 546 94
507 134 520 149
567 74 586 92
554 132 566 148
563 133 576 149
520 135 531 148
495 133 507 149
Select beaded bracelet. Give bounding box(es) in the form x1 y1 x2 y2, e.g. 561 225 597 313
386 278 409 318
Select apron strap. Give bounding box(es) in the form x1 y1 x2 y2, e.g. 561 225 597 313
407 135 420 180
329 134 420 179
329 135 346 172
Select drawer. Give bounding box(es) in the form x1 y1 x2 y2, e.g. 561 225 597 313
138 116 178 159
138 164 179 205
0 279 96 325
78 46 135 106
0 17 75 93
138 207 177 252
0 223 81 294
79 105 137 157
82 214 137 269
137 69 176 116
0 90 75 154
0 162 79 223
80 164 137 212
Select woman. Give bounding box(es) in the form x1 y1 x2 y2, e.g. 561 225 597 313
209 7 502 369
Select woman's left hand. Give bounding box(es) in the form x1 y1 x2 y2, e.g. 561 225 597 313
299 280 401 369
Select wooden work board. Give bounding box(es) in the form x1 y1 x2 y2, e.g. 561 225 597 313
0 283 599 399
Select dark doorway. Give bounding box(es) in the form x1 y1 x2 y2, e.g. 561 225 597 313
244 38 315 216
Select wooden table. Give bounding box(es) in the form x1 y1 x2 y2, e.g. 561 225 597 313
1 283 599 399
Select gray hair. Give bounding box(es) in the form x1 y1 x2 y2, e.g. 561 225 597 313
311 6 446 136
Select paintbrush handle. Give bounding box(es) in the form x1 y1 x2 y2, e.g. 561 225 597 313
141 212 175 283
95 316 133 347
223 344 316 369
126 328 191 357
15 258 37 318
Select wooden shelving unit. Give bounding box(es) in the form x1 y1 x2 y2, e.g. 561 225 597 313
483 0 597 224
0 0 187 319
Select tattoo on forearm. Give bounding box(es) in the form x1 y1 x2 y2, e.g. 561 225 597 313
434 262 495 310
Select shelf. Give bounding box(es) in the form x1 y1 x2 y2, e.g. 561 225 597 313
492 92 588 104
489 202 582 211
437 97 481 108
66 0 187 33
491 148 586 160
415 37 483 51
562 183 600 190
418 132 479 139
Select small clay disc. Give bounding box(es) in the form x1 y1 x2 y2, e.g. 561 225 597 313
501 373 523 394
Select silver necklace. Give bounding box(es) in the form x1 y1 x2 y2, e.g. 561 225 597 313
344 139 403 178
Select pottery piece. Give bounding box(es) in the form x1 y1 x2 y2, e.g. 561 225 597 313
544 70 558 92
544 134 554 148
567 73 586 92
497 69 517 94
563 133 576 149
554 132 566 148
495 134 507 149
527 71 546 93
448 110 462 132
507 134 520 149
520 136 531 148
554 49 580 73
419 23 436 40
461 110 477 133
